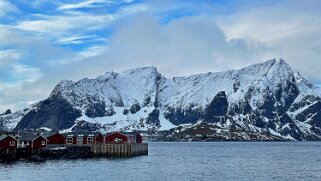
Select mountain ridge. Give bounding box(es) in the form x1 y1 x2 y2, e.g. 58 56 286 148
1 59 321 140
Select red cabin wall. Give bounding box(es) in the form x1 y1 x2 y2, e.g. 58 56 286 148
96 134 103 143
33 137 47 148
136 134 142 143
0 137 17 149
73 136 77 144
47 134 65 144
83 136 88 144
105 132 128 144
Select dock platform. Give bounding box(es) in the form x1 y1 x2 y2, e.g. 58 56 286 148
91 143 148 157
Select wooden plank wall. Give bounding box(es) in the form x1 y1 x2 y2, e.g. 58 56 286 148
91 143 148 157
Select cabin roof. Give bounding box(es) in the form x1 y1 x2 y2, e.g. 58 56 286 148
120 132 135 137
106 131 137 137
18 133 46 141
62 132 102 137
0 135 17 141
42 132 61 138
0 135 7 141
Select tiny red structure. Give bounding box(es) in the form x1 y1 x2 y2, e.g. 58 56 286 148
32 136 47 149
0 135 18 150
105 132 128 144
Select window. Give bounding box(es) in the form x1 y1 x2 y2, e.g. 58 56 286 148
87 137 93 144
41 141 46 146
10 141 15 146
67 137 73 144
77 137 83 144
26 141 29 146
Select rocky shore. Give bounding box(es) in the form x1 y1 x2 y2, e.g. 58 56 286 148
0 146 95 163
40 146 95 159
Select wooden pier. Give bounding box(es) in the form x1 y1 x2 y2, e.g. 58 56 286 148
91 143 148 157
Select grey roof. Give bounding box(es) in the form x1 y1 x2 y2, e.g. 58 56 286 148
120 131 139 137
18 133 46 141
0 135 17 141
0 135 7 141
42 132 61 138
62 132 102 137
106 131 138 137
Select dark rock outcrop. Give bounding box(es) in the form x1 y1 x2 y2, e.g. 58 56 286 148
203 91 228 123
0 109 12 116
164 105 203 125
130 103 141 114
15 94 81 131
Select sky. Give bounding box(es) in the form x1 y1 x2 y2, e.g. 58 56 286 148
0 0 321 112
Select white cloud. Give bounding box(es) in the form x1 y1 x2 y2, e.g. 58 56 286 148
58 35 105 44
58 0 115 10
91 14 273 76
0 0 19 17
16 13 114 35
0 49 22 66
215 0 321 83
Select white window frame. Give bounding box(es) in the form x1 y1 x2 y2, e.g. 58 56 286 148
67 137 73 144
10 140 15 146
87 137 93 144
77 137 83 144
41 140 46 146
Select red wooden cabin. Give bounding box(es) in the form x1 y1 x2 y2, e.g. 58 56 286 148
43 132 65 145
18 133 47 149
0 135 18 150
64 132 104 145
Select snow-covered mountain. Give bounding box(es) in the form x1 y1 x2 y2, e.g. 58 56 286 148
1 59 321 140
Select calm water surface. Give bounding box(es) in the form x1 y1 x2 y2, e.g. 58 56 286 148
1 142 321 181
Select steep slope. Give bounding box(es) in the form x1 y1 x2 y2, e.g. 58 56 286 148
15 66 172 132
2 59 321 140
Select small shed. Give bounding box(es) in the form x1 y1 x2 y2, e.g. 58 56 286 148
105 132 129 144
0 135 18 150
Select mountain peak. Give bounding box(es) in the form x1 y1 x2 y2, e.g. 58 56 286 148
122 66 158 75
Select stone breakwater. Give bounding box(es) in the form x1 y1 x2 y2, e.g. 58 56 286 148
0 146 95 162
1 144 149 162
40 146 95 159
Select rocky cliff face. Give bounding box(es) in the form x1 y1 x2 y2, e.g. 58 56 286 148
1 59 321 140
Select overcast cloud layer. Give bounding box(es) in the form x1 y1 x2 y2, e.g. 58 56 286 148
0 0 321 112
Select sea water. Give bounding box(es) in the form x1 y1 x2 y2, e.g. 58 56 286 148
1 142 321 181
